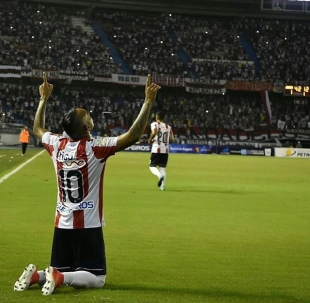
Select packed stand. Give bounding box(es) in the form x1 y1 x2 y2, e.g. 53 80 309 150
94 11 189 77
2 81 309 142
241 18 310 84
168 14 257 81
1 4 310 140
0 2 121 77
0 82 150 137
2 2 310 83
269 94 310 130
169 15 248 61
158 91 266 141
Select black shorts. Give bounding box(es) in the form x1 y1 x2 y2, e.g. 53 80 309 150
149 153 168 167
50 227 106 275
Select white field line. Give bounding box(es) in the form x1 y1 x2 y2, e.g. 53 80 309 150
0 150 45 184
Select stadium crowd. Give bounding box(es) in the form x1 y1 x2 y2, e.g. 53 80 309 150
1 82 309 141
1 1 310 140
0 2 122 76
94 10 257 80
241 17 310 84
1 2 310 82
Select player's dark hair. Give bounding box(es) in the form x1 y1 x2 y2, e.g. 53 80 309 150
156 111 164 120
62 109 81 140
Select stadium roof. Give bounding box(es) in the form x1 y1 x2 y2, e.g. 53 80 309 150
21 0 310 19
22 0 259 16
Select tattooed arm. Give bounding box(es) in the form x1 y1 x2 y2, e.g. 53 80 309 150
33 72 53 142
115 75 161 152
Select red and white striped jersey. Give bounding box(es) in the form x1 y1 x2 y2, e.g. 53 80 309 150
42 132 117 229
150 122 172 154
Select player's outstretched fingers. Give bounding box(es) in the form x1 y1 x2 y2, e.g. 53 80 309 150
43 71 47 83
146 74 151 88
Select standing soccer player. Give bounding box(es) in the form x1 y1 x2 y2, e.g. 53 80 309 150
14 72 160 295
19 126 30 156
148 111 174 191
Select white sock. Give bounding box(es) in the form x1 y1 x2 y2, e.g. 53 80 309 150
158 167 166 186
149 166 162 178
63 271 105 288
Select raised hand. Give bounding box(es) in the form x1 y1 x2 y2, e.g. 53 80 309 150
145 74 161 104
39 72 53 100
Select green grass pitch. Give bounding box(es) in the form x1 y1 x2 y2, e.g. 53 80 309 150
0 148 309 303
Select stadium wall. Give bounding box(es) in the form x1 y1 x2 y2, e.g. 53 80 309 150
124 144 310 158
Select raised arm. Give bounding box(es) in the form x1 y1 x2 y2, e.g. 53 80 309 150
33 72 53 142
116 75 160 152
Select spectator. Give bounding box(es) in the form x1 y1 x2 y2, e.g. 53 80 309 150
19 125 30 156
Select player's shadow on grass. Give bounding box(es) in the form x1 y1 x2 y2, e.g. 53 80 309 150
104 283 305 302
